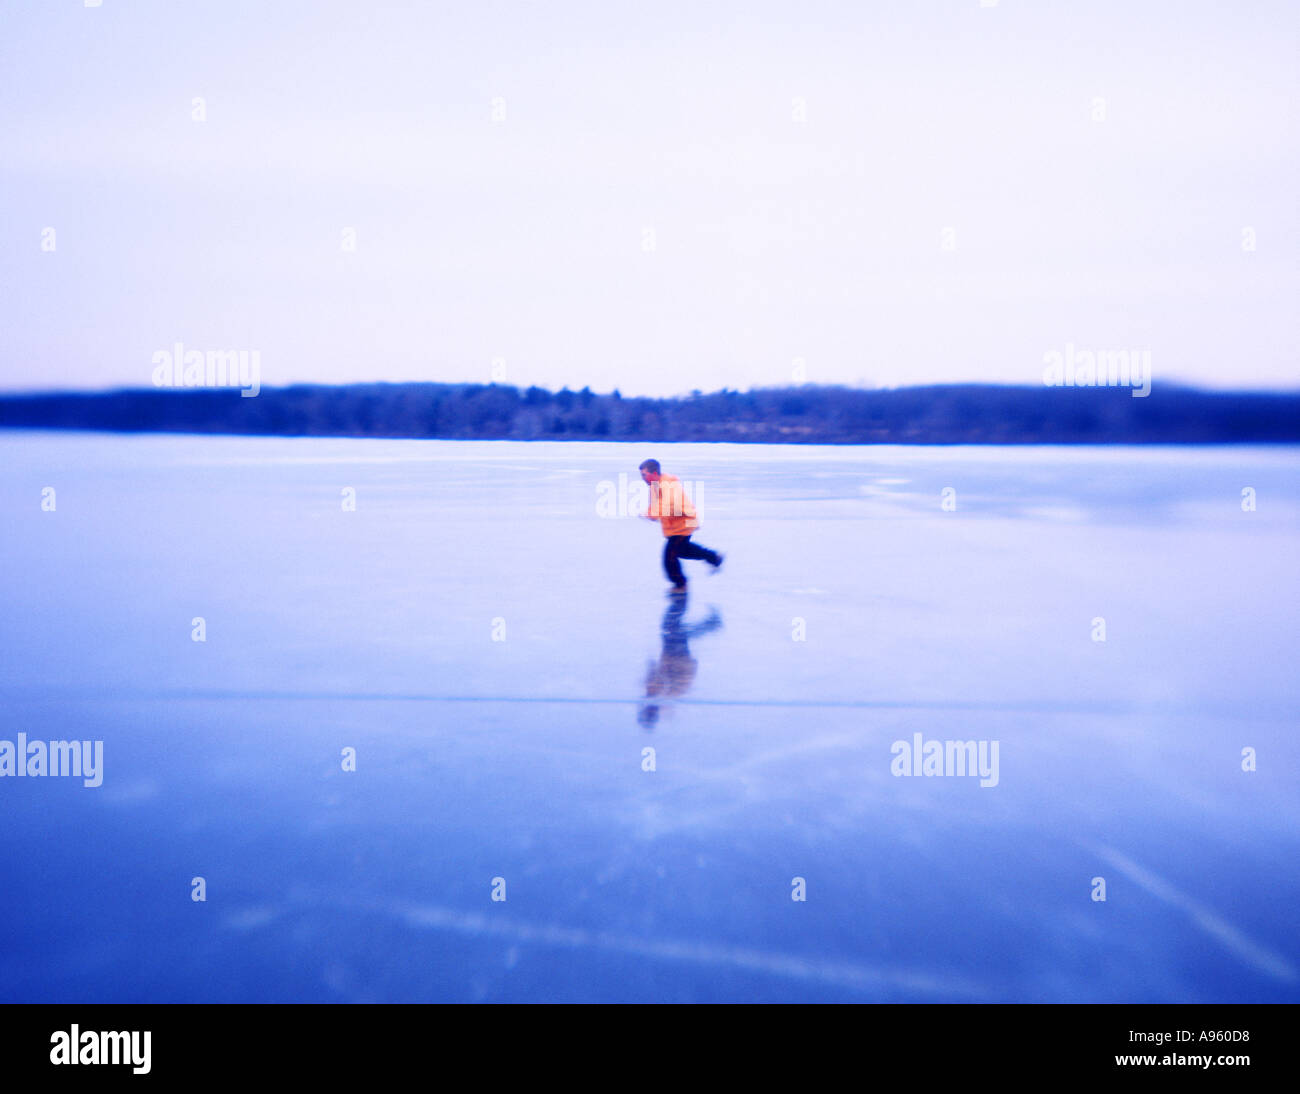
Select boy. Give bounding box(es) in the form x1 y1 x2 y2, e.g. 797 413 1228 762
639 458 724 592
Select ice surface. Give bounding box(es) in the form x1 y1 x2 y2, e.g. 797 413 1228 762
1 433 1297 1001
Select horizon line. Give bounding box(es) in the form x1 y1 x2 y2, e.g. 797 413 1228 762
4 378 1300 401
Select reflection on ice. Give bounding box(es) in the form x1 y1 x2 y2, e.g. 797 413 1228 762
639 594 723 729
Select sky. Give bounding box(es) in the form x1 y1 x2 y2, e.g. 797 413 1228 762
1 0 1296 398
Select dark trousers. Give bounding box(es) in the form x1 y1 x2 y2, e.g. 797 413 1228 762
663 535 720 586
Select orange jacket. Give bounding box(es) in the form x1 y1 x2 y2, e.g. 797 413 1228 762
647 474 700 537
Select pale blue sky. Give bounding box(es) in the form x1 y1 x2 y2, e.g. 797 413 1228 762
1 0 1296 396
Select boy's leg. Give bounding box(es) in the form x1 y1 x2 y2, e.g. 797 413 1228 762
676 536 721 567
663 536 687 587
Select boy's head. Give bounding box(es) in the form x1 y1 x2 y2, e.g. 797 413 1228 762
639 458 661 483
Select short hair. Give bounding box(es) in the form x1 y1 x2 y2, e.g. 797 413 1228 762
639 458 660 473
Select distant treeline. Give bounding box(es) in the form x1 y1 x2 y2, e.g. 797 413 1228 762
1 383 1297 444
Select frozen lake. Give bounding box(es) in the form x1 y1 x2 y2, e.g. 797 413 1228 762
1 432 1298 1002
